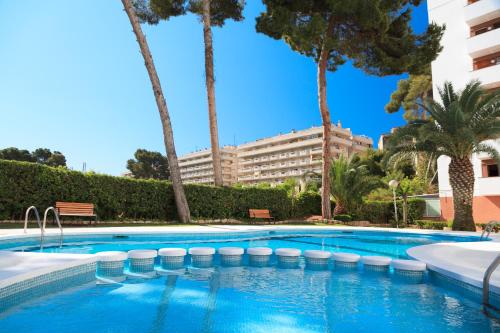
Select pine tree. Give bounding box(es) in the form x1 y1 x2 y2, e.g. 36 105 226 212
256 0 444 220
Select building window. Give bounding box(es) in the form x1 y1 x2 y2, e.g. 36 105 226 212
482 159 499 177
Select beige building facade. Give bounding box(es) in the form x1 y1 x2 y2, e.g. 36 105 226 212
178 146 238 186
178 125 372 186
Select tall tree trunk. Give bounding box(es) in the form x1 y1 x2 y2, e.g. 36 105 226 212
317 18 335 221
122 0 191 223
202 0 223 186
449 157 475 231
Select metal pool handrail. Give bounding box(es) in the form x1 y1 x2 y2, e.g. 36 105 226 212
483 254 500 307
42 207 64 248
24 206 44 248
480 221 499 241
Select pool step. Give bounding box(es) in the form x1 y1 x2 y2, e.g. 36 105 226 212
93 248 427 284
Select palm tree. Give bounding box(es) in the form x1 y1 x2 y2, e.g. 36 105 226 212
122 0 191 223
329 155 382 216
387 81 499 231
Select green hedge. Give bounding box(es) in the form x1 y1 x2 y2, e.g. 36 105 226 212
355 199 425 225
333 214 352 222
415 220 448 230
293 191 335 217
0 160 291 221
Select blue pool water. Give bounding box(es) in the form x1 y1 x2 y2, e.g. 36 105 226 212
0 230 497 332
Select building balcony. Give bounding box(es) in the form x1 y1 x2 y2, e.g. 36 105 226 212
472 55 500 89
465 0 500 26
467 28 500 58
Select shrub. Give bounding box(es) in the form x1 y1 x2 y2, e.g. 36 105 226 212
333 214 352 222
476 223 499 233
293 191 321 217
292 191 335 217
0 160 291 221
354 199 425 225
415 220 448 230
355 201 393 224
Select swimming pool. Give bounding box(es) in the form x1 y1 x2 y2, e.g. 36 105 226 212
0 229 497 332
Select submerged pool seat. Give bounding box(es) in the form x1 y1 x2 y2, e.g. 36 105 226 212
332 252 360 268
362 256 392 271
392 259 427 280
276 248 301 268
304 250 331 268
128 250 158 277
96 251 128 283
218 247 244 266
158 248 187 270
189 247 216 268
247 247 273 267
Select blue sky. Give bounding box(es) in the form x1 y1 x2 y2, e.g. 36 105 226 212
0 1 429 175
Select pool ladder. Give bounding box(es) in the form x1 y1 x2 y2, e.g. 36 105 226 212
24 206 63 250
480 220 499 241
483 254 500 313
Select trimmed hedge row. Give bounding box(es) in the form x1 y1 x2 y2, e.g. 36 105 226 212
293 191 335 217
0 160 291 221
415 220 449 230
0 159 425 223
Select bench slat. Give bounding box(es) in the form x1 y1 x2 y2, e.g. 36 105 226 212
55 201 96 219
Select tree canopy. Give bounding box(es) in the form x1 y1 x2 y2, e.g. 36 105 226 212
0 147 66 167
133 0 244 26
256 0 444 75
385 66 433 121
126 148 170 180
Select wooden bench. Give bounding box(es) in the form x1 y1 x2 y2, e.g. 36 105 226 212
55 201 97 225
249 209 275 224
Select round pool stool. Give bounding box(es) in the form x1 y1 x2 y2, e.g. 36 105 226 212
158 248 187 270
304 250 331 268
247 247 272 267
362 256 392 271
128 250 158 276
96 251 128 282
392 259 426 278
189 247 215 268
276 248 301 268
218 247 244 266
332 252 360 268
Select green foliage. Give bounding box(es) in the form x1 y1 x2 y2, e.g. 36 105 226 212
134 0 244 26
355 198 425 224
415 220 448 230
329 155 383 214
387 81 500 164
294 191 322 217
276 178 299 198
355 201 393 224
333 214 352 222
256 0 444 74
0 160 291 221
385 69 433 121
126 148 170 180
354 149 386 177
0 147 66 167
403 198 426 224
386 81 500 230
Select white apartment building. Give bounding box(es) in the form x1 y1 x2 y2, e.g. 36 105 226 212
178 146 237 186
428 0 500 222
178 124 373 186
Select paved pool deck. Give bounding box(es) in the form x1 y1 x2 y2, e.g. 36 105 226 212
0 225 498 294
